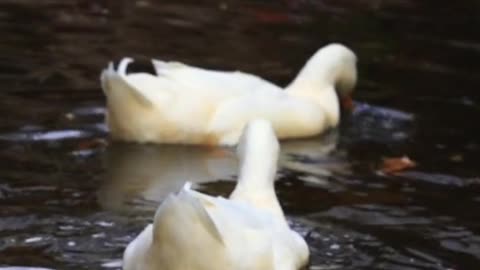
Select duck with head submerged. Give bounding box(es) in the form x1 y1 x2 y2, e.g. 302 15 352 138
101 43 357 145
122 119 309 270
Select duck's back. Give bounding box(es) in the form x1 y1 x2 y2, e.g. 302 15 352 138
152 60 281 97
103 59 324 145
192 191 309 270
209 196 309 270
126 188 291 270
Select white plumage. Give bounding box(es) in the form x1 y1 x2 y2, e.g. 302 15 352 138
123 119 309 270
101 43 357 145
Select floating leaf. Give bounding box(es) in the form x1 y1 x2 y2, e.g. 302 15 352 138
380 156 416 174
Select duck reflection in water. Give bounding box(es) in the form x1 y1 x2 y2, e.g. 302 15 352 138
97 143 237 213
98 130 342 213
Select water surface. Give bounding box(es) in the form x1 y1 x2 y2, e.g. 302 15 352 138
0 0 479 269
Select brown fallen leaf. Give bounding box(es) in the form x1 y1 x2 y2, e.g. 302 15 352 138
380 156 416 174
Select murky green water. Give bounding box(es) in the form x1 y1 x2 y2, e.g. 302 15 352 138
0 0 479 269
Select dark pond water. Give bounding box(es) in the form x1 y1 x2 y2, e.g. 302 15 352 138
1 0 480 269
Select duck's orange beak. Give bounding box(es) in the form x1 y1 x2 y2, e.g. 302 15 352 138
341 95 355 112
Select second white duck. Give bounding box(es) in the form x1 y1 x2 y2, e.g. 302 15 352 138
123 119 309 270
101 43 357 145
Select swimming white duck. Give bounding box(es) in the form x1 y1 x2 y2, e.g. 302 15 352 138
123 119 309 270
101 43 357 145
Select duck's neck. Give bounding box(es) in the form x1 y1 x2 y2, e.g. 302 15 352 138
229 143 285 219
286 58 341 127
236 151 277 191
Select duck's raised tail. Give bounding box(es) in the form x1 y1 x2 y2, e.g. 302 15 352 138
100 58 155 108
152 183 224 246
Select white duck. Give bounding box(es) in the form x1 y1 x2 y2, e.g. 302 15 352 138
123 119 309 270
101 43 357 145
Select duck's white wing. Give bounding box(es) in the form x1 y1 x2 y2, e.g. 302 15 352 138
197 193 308 270
134 186 275 270
186 188 273 228
123 190 227 270
152 59 282 96
152 186 225 244
124 184 307 270
208 90 327 145
186 190 277 270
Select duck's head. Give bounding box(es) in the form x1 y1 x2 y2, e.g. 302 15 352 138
288 43 358 111
320 44 357 93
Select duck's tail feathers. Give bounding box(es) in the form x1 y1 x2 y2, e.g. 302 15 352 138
117 57 133 76
100 58 154 107
151 59 185 76
152 182 224 245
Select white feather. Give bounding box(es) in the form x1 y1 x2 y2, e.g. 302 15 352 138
123 119 310 270
101 43 357 145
